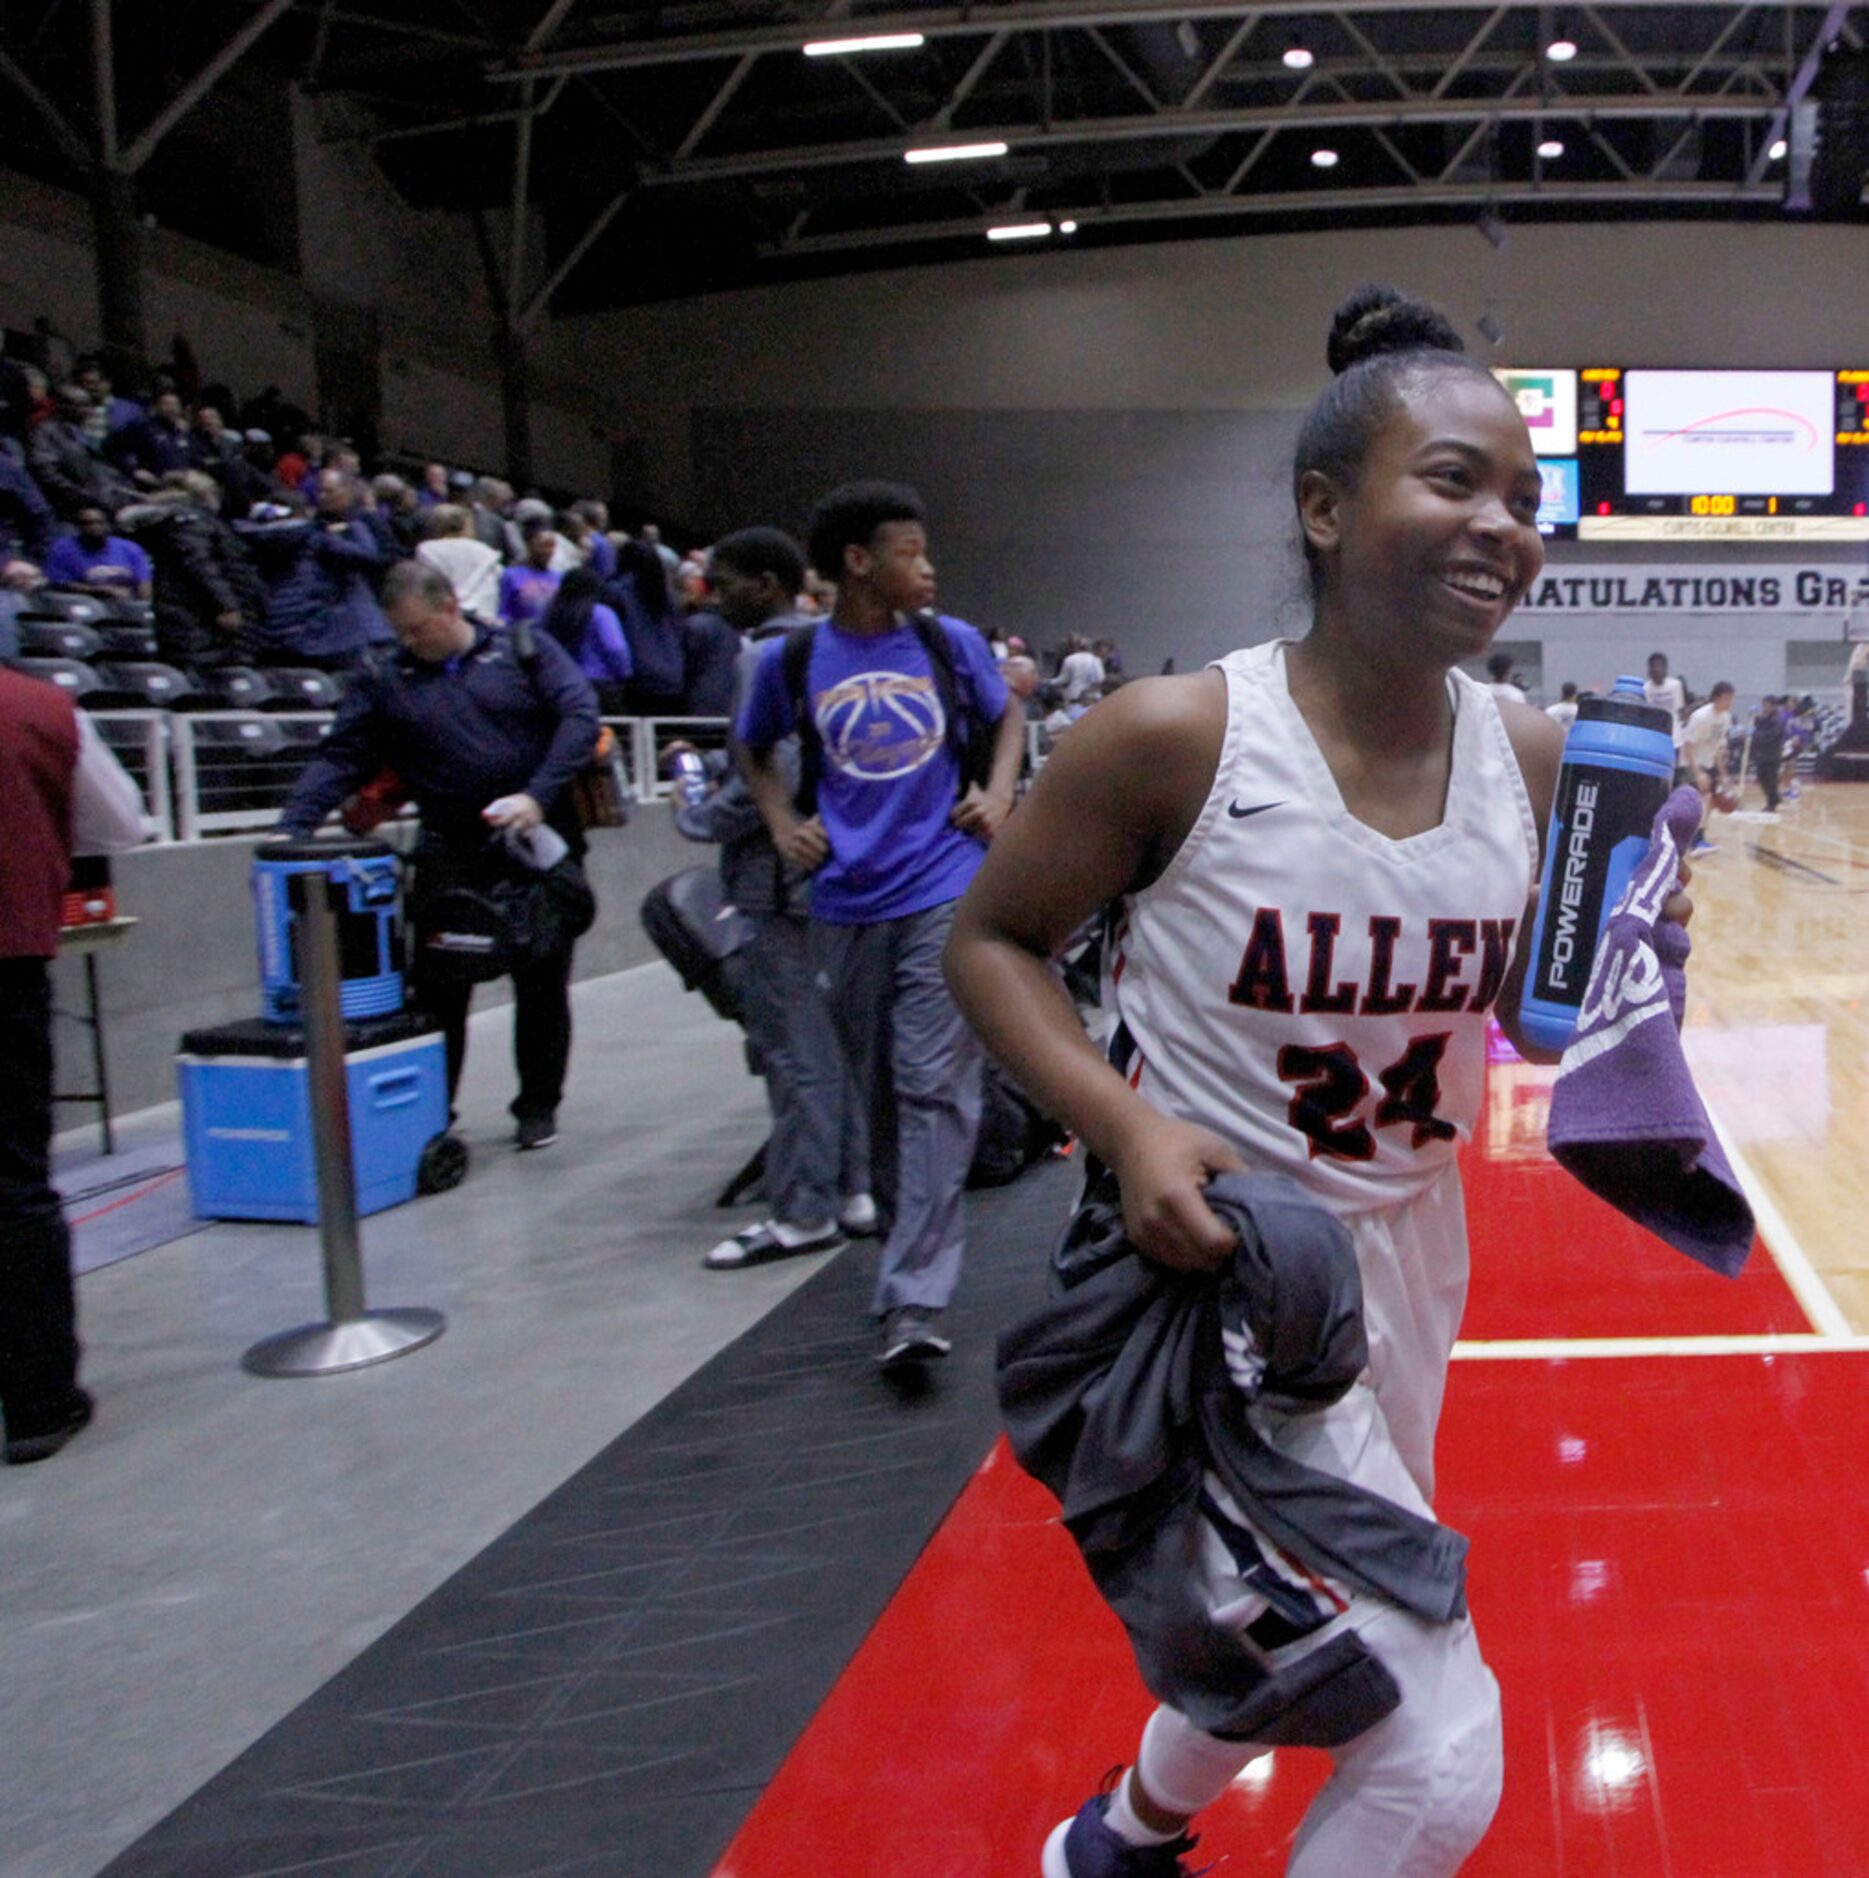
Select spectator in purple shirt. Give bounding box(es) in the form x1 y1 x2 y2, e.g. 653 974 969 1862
539 567 634 711
44 504 153 599
499 525 562 628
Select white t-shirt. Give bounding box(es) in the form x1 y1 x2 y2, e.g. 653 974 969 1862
416 537 502 619
1545 700 1578 731
1644 675 1688 747
1682 702 1731 772
1058 650 1105 702
1488 680 1527 706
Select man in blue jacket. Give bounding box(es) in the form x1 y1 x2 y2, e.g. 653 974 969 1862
236 476 392 670
279 562 599 1149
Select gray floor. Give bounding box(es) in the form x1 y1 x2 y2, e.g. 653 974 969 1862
4 964 836 1878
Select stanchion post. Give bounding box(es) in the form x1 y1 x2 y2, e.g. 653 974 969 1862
242 865 445 1378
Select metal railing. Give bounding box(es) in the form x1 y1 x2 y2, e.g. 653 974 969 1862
87 710 175 844
170 712 339 842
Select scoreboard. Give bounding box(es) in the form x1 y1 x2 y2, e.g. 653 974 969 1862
1494 366 1869 542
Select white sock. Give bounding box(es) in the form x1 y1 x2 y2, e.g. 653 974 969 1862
1103 1772 1183 1849
771 1217 835 1246
1134 1704 1263 1816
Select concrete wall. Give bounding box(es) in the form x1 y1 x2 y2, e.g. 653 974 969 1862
53 816 705 1119
0 160 610 492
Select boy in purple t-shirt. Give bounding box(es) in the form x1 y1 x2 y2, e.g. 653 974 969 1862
736 483 1023 1368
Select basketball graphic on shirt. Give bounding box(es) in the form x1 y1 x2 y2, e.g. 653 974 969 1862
815 670 946 780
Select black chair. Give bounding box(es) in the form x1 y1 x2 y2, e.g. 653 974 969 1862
94 620 160 660
192 665 275 710
31 590 113 626
260 667 345 711
17 618 103 660
94 661 192 708
13 657 102 699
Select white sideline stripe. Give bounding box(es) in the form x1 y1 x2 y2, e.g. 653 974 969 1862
1697 1095 1853 1339
1454 1334 1869 1360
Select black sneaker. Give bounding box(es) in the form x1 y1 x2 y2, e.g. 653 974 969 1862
4 1389 96 1466
515 1115 559 1151
877 1308 951 1369
1041 1787 1201 1876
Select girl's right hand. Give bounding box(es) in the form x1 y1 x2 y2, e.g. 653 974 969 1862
1110 1112 1246 1271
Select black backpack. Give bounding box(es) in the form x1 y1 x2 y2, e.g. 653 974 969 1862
780 612 996 815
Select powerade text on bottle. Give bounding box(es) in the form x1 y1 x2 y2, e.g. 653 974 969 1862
1518 677 1675 1053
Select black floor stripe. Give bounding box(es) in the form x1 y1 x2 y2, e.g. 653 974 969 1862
101 1160 1077 1878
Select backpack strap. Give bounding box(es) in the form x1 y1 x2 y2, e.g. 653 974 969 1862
910 610 996 796
781 622 822 815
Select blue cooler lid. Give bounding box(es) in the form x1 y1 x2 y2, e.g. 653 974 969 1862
180 1011 438 1058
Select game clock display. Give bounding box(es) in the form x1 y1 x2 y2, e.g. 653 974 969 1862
1494 366 1869 541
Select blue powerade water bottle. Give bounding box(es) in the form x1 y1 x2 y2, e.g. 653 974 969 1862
1519 677 1675 1053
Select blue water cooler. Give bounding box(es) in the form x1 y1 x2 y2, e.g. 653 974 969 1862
253 836 404 1023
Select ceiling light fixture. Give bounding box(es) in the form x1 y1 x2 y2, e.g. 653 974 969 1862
987 222 1052 242
1769 137 1789 160
905 140 1010 165
1546 37 1578 62
1059 219 1079 234
803 34 926 57
1283 46 1316 70
1538 138 1565 159
1311 147 1339 168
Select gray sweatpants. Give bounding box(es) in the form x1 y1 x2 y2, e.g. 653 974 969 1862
810 899 984 1318
741 911 868 1227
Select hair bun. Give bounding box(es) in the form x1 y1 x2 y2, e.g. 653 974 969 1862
1327 284 1465 375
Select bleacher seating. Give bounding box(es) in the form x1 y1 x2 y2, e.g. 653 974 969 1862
259 667 345 711
17 618 103 659
15 656 102 699
93 662 194 709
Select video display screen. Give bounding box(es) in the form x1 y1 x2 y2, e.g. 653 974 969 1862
1623 371 1834 497
1500 366 1869 540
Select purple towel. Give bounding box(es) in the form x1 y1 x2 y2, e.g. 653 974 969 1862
1545 785 1754 1277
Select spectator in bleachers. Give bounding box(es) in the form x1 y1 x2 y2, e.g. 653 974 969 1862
188 404 262 517
0 450 55 570
1001 654 1043 718
44 503 152 600
417 461 451 508
71 356 142 442
499 523 562 627
570 499 616 579
120 473 264 670
539 566 634 710
236 480 392 670
1056 632 1105 702
603 535 689 715
415 503 501 620
106 388 195 487
468 476 518 559
29 385 134 520
272 431 312 492
369 474 423 556
640 521 680 579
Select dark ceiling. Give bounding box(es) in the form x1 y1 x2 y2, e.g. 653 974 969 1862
2 3 1864 314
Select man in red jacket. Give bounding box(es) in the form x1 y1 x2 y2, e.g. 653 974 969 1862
0 670 144 1464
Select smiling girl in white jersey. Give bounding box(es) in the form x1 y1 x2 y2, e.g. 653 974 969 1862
949 287 1691 1878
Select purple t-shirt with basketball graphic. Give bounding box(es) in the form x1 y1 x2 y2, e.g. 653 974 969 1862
737 614 1008 926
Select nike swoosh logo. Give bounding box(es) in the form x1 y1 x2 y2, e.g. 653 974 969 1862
1228 799 1286 819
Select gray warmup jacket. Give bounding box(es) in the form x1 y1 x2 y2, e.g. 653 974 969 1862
997 1171 1468 1745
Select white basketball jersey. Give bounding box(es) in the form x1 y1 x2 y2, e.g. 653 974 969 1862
1110 640 1538 1216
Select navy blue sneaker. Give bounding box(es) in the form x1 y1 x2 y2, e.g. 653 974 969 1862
1041 1788 1202 1876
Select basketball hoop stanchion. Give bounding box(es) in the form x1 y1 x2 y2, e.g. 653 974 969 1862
242 869 446 1378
